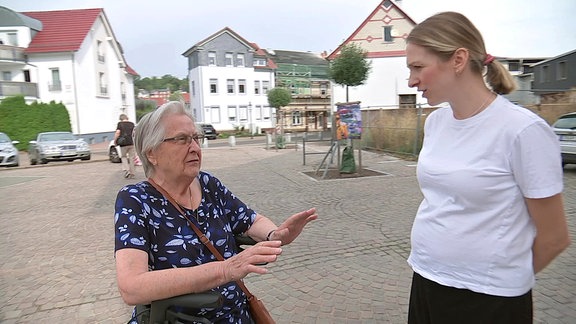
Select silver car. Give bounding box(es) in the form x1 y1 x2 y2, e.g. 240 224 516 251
28 131 91 165
0 132 20 167
552 112 576 167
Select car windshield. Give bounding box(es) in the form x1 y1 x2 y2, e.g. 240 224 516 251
554 116 576 130
0 133 10 143
39 133 76 141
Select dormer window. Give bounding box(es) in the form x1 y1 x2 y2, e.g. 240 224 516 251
208 51 216 66
236 54 245 67
225 53 233 67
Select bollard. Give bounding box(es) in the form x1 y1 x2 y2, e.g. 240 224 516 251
229 135 236 147
202 138 209 148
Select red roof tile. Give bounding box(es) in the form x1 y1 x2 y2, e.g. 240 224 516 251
23 8 102 53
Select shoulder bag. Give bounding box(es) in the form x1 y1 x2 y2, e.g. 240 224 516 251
148 179 276 324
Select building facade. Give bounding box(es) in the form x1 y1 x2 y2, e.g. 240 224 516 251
0 6 137 143
182 27 276 134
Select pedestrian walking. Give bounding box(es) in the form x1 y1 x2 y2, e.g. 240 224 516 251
114 113 136 178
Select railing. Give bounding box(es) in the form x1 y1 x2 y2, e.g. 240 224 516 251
0 81 38 97
0 45 26 62
48 82 62 91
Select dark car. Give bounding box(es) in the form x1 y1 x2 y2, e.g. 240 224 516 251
199 124 218 140
552 112 576 167
28 131 91 165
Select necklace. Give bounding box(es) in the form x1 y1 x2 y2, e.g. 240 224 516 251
177 186 200 223
465 92 494 119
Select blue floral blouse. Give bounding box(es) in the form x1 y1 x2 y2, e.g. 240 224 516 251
114 171 257 323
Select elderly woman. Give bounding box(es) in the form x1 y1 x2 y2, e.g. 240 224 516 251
114 101 318 323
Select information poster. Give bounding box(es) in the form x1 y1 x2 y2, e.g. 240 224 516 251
335 103 362 140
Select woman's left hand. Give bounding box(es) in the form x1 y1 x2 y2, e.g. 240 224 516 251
269 208 318 245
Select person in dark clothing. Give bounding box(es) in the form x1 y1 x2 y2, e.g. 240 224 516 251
114 114 136 178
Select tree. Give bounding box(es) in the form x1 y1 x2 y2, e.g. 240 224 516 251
267 87 292 148
328 43 372 102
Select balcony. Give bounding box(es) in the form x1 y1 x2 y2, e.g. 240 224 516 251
48 81 62 91
0 45 26 64
0 81 38 98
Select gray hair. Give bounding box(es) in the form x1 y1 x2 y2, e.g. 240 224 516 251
134 101 195 178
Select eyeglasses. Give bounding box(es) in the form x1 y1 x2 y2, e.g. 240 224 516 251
162 134 203 145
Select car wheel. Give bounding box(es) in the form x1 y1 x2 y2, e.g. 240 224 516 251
40 158 48 164
30 156 37 165
109 146 121 163
81 155 91 161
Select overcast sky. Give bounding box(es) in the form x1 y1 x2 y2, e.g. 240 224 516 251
3 0 575 78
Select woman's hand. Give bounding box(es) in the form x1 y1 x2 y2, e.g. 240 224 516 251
220 240 282 282
270 207 318 245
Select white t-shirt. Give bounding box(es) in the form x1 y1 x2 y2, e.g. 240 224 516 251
408 95 563 297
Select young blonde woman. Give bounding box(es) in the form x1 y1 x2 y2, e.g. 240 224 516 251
405 12 570 323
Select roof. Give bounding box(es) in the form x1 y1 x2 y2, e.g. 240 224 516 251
327 0 417 60
22 8 102 53
181 27 256 56
0 6 42 30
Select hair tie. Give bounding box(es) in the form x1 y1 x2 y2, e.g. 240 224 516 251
484 54 495 65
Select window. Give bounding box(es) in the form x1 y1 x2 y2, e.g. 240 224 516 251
236 54 245 67
238 79 246 94
49 68 61 91
209 106 221 123
292 111 302 125
97 40 105 63
262 81 270 94
262 106 271 120
227 79 235 94
225 53 233 66
228 105 237 122
558 61 567 80
2 71 11 81
399 94 417 108
320 83 328 95
121 82 126 100
254 81 261 95
209 79 218 94
383 26 393 42
191 81 196 96
508 62 521 72
541 65 550 82
253 58 266 66
208 51 216 66
99 72 107 95
7 32 17 46
239 105 248 121
254 105 262 120
24 70 31 82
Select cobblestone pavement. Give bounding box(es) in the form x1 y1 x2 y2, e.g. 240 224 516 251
0 142 575 323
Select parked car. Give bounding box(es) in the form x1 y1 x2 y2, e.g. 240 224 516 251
28 131 91 165
552 112 576 167
0 132 19 167
199 123 218 140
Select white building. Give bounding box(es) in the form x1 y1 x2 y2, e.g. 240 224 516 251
0 6 138 143
182 27 276 133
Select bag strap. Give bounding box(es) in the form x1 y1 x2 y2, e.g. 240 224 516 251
147 178 255 300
